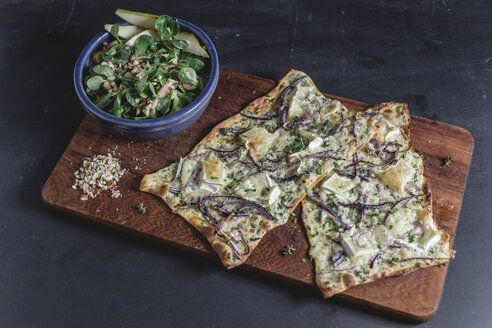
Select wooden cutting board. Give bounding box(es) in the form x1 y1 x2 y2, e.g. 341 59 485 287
42 69 473 322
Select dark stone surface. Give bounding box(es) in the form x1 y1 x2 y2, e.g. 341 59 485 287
0 0 490 326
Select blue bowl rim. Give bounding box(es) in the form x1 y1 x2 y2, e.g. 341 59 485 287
74 17 219 129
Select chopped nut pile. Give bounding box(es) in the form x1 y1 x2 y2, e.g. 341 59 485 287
72 153 126 200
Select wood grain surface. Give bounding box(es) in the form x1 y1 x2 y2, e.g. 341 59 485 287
42 69 474 322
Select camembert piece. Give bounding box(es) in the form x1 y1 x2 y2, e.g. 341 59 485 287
239 127 277 162
198 153 226 193
321 173 360 201
376 156 416 194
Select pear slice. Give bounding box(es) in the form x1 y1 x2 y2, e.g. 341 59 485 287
125 29 161 47
115 8 158 29
104 24 144 40
174 32 209 58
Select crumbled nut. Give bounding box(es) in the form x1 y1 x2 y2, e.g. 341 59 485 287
73 153 126 200
111 189 121 199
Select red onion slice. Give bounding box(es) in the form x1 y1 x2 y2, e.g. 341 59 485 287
232 228 251 256
338 201 390 209
280 104 288 127
307 194 351 230
188 151 211 159
208 146 243 156
382 193 426 225
201 195 277 221
280 76 307 101
172 157 184 182
292 107 312 125
240 112 279 120
268 174 299 183
249 153 275 172
219 228 251 260
369 251 382 269
221 127 249 135
279 76 308 129
331 251 346 268
280 199 292 209
324 112 344 137
302 151 344 161
197 197 219 225
264 155 285 163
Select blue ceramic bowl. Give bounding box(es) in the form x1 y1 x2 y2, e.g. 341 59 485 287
74 18 219 140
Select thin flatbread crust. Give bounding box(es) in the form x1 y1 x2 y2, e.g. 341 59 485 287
301 103 454 298
141 70 384 268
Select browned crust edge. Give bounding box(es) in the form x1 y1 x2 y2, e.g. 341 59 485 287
320 258 450 299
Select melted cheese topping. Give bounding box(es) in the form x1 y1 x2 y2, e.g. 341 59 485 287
287 84 323 119
198 153 227 193
376 156 415 194
238 172 280 204
143 71 390 269
240 127 277 161
301 104 452 297
200 153 226 184
321 173 360 201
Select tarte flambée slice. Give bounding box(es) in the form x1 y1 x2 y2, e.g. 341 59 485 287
140 69 380 268
301 102 454 298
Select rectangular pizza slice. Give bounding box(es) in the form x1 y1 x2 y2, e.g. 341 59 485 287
301 102 455 298
140 69 382 268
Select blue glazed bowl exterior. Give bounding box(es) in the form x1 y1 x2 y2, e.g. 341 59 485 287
74 18 219 140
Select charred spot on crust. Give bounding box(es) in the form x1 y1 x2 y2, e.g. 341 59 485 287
381 108 394 115
199 224 218 240
424 183 432 198
156 184 170 198
342 273 356 288
139 175 153 192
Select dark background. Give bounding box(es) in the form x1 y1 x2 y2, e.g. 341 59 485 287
1 0 490 327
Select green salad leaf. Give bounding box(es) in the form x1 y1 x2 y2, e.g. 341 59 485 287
110 24 121 43
86 76 105 90
170 39 188 50
156 95 171 114
188 58 204 71
155 15 180 40
179 57 204 71
134 34 154 56
112 99 124 117
136 69 149 97
92 65 113 77
93 93 113 107
178 67 198 86
125 91 138 107
170 90 183 113
148 82 157 97
119 44 131 60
